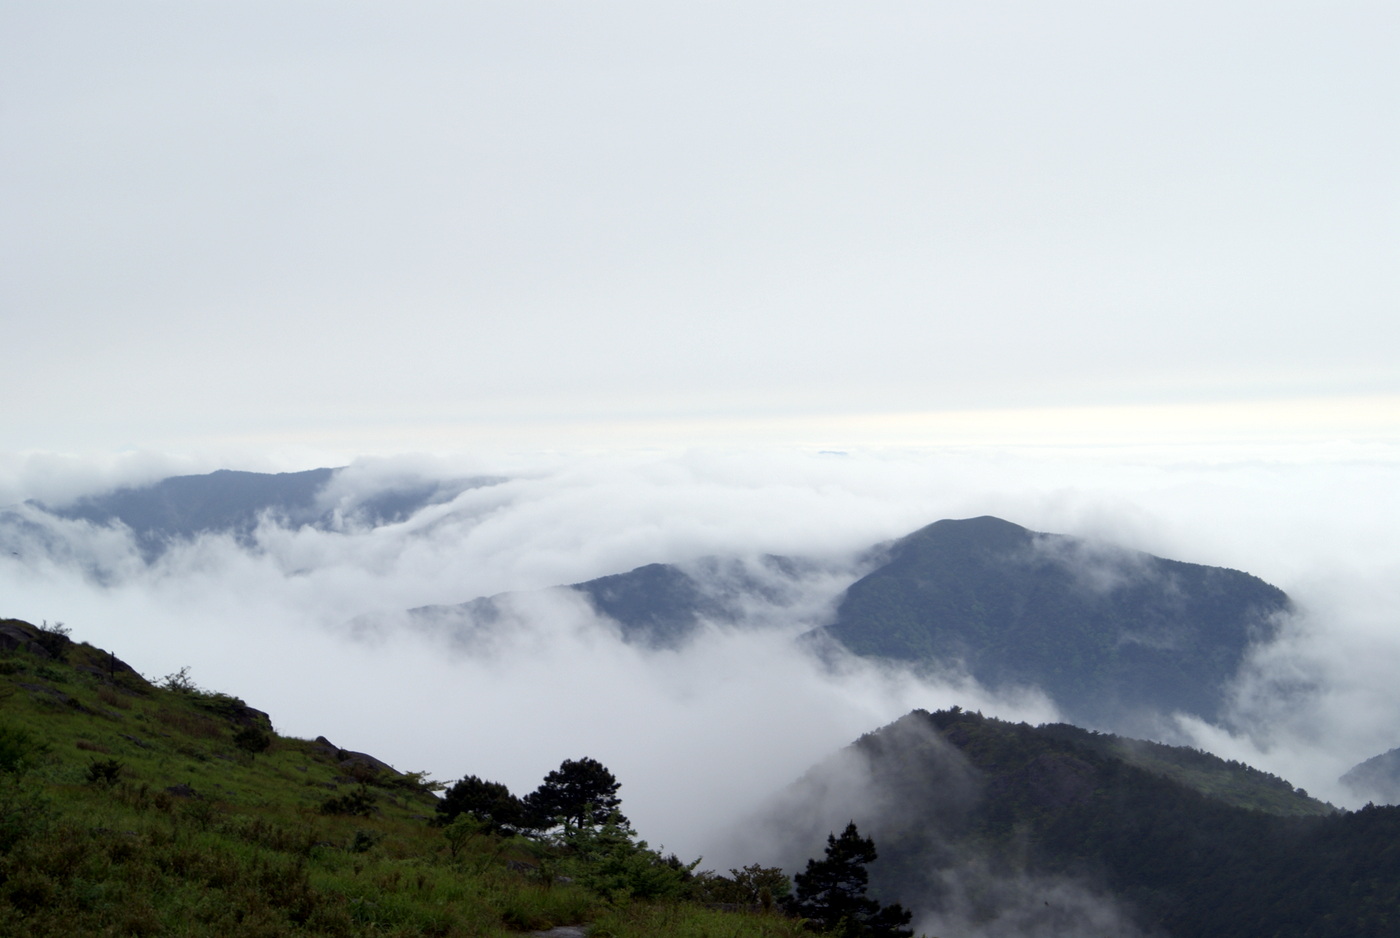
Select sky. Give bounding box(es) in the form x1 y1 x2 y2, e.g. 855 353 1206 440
2 1 1397 458
2 1 1400 910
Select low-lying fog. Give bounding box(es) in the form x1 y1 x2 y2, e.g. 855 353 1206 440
3 444 1399 869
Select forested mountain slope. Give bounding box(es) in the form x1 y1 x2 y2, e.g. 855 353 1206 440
760 708 1396 938
818 516 1290 729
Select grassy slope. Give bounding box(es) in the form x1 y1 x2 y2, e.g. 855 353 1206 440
0 619 807 938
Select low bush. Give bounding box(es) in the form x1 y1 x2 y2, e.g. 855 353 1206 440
321 787 377 817
86 758 124 786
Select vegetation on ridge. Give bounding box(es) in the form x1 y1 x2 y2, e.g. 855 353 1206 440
0 617 819 938
813 708 1399 938
16 609 1397 938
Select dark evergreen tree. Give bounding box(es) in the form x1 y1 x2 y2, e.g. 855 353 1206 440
786 822 912 938
434 775 526 834
523 757 626 830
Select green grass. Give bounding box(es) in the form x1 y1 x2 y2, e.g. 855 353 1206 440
0 619 810 938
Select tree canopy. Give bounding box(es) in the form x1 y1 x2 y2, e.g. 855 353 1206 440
523 757 625 830
434 774 527 834
786 822 912 938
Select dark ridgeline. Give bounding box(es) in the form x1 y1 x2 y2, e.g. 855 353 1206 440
817 516 1290 731
1340 746 1400 804
46 468 337 557
415 515 1292 738
762 708 1399 938
412 552 824 650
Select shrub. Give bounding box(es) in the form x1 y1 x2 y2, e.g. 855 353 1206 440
692 863 792 908
0 779 51 854
160 666 200 693
320 786 377 817
554 811 696 902
350 828 384 853
86 758 124 787
386 769 445 794
233 725 272 755
33 620 71 662
0 724 48 775
442 813 488 861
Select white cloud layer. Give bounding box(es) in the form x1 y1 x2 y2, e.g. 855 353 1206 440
2 443 1399 865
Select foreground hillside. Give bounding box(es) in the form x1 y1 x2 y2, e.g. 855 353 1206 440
0 618 810 938
760 708 1400 938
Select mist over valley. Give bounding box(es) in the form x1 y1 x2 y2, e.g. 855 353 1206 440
4 447 1400 937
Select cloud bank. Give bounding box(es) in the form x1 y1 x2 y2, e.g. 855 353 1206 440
2 443 1399 866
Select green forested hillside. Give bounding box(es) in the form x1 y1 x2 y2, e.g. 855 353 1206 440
0 618 809 938
16 607 1391 938
776 708 1397 938
1034 721 1330 816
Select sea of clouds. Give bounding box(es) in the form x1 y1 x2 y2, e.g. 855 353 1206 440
2 443 1399 876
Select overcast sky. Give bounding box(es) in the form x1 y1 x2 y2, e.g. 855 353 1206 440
3 1 1396 458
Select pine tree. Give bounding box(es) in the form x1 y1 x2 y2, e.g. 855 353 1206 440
786 822 913 938
434 775 526 834
522 757 626 830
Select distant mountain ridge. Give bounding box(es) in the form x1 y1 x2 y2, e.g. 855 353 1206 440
1340 747 1400 805
42 468 336 557
420 516 1289 736
411 553 838 649
5 468 1295 740
8 467 503 560
819 516 1290 731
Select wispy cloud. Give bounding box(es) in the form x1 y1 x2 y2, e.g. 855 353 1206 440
1 443 1398 857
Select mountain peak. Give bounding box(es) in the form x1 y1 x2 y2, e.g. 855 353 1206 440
824 517 1289 731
